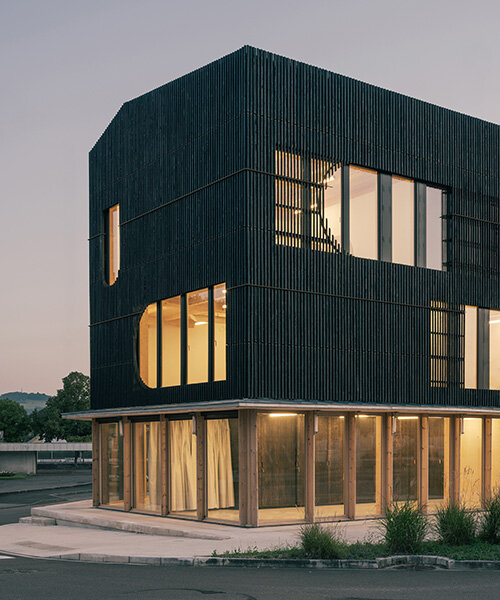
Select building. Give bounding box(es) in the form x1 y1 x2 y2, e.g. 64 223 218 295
67 46 500 526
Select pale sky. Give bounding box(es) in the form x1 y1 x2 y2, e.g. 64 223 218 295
1 0 499 395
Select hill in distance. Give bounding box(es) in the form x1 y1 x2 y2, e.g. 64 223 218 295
0 392 50 414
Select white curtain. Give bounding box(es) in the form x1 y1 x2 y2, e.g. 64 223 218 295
147 422 161 509
207 419 235 510
170 420 197 512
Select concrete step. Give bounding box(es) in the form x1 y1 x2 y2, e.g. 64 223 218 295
19 516 57 526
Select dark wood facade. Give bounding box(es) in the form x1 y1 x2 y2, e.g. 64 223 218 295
89 46 500 412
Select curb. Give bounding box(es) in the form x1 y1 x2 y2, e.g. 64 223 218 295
12 553 500 570
0 482 92 497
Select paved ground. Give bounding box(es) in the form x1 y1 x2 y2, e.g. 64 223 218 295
1 556 500 600
0 468 91 495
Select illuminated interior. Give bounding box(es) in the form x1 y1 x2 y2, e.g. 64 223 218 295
100 422 124 508
315 415 344 518
460 418 482 508
108 204 120 285
492 419 500 494
356 415 382 516
465 306 478 389
162 296 181 387
214 284 226 381
187 288 209 384
427 417 450 510
169 419 197 517
490 310 500 390
133 421 161 513
139 303 157 388
392 176 414 266
349 166 378 260
393 416 418 502
426 187 443 270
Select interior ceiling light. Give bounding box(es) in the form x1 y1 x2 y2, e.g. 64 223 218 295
269 412 298 417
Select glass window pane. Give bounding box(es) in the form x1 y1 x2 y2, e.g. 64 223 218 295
207 418 238 522
100 422 123 508
169 419 197 516
275 151 303 248
465 306 477 389
428 417 450 511
460 418 482 508
133 422 161 513
315 416 344 518
349 166 378 260
310 160 342 250
393 417 418 501
258 413 305 523
356 415 382 516
490 310 500 390
162 297 181 387
187 289 209 384
109 204 120 285
426 187 443 270
214 284 227 381
392 176 414 266
139 304 157 388
492 419 500 494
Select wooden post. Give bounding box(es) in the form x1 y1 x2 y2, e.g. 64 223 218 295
483 418 492 503
92 419 100 507
238 411 248 526
248 410 258 527
449 416 461 504
305 412 316 522
160 415 168 516
123 417 132 511
381 414 393 511
196 414 207 520
419 416 429 513
346 413 356 519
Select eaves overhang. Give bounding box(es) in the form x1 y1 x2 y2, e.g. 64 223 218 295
62 399 500 421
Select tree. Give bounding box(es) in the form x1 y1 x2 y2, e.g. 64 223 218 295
0 398 31 442
31 372 91 442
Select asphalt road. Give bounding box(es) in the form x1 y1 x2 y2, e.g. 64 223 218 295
0 486 91 525
1 557 500 600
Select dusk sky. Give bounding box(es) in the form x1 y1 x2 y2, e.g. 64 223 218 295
1 0 499 395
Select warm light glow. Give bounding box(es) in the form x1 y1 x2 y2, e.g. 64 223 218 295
269 413 298 417
194 321 208 326
222 304 227 309
397 416 419 420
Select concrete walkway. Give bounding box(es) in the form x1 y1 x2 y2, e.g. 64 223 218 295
0 500 382 562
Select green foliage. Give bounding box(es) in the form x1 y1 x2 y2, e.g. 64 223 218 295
479 491 500 544
0 398 31 442
434 502 477 545
30 372 91 442
299 523 344 559
382 501 427 554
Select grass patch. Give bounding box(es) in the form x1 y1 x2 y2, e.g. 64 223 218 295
434 502 477 545
479 491 500 545
0 472 27 479
381 502 427 554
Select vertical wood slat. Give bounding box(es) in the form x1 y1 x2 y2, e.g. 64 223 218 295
123 417 132 511
419 416 429 513
196 414 207 520
381 413 393 511
345 413 356 519
160 415 168 516
483 417 492 503
305 412 315 522
449 415 461 503
92 419 100 507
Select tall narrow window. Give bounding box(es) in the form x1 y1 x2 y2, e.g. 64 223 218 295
460 418 482 508
428 417 450 511
393 416 418 501
490 310 500 390
108 204 120 285
310 160 341 251
169 419 197 516
492 419 500 494
465 306 478 389
356 415 382 516
349 167 378 260
430 301 448 388
275 151 303 248
214 284 226 381
100 422 124 508
162 296 181 387
133 421 161 513
187 288 209 384
139 303 157 388
315 415 344 518
392 176 414 266
426 187 443 270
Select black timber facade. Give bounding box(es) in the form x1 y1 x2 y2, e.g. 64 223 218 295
89 45 500 413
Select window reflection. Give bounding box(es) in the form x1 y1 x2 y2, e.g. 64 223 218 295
392 176 414 266
349 167 378 260
100 422 124 508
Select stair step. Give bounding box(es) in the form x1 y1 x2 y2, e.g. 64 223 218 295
19 516 56 526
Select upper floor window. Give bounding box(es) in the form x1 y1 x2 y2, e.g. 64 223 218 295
106 204 120 285
138 284 227 388
274 150 446 271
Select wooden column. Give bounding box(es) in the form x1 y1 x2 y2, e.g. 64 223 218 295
160 415 168 516
92 419 100 507
242 410 258 527
345 413 356 519
449 416 461 504
419 416 429 513
238 411 249 526
483 418 492 503
305 412 316 522
196 414 207 520
381 414 393 511
123 417 132 511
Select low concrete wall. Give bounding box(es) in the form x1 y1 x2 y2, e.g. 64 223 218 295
0 451 37 474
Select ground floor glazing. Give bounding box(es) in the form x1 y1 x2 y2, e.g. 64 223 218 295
94 409 500 526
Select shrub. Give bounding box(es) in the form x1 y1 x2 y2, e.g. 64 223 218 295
382 501 427 554
434 502 477 545
479 491 500 544
299 523 344 559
